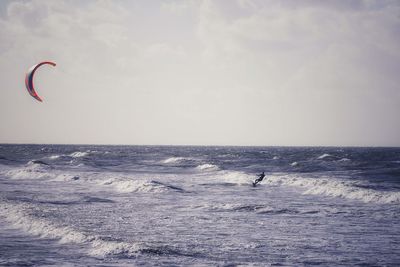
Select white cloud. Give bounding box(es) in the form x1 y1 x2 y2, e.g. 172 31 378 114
161 0 194 14
194 0 400 145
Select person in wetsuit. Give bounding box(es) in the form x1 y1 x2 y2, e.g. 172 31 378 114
253 171 266 186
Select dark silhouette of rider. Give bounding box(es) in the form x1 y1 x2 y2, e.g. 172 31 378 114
253 171 266 186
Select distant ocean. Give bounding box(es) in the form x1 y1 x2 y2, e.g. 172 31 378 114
1 144 399 266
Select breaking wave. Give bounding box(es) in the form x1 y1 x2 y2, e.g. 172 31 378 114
196 164 219 171
0 201 143 258
69 151 90 158
317 154 333 159
203 203 269 212
99 178 183 193
197 203 316 215
161 156 199 166
267 175 400 204
162 157 187 164
2 163 79 181
50 152 96 160
28 160 50 166
3 162 51 180
49 155 62 160
217 171 254 185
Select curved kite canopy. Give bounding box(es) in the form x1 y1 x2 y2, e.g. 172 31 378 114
25 61 56 102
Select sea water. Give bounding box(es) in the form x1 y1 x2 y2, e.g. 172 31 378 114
0 145 399 266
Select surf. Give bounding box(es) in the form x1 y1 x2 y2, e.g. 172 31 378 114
267 174 400 204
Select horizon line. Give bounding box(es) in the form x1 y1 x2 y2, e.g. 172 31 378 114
1 142 399 149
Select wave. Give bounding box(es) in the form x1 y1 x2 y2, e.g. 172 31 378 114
3 165 179 192
3 163 79 181
317 153 333 159
0 201 143 258
217 171 254 185
206 203 268 212
290 162 298 166
267 175 400 204
317 154 347 161
28 160 50 166
162 157 185 164
50 151 97 160
197 203 310 215
49 154 63 160
99 178 183 193
150 180 185 192
69 151 90 158
0 201 197 258
4 162 51 180
162 157 186 164
36 196 115 205
196 164 219 171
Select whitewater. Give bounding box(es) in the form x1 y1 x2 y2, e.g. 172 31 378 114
0 145 399 266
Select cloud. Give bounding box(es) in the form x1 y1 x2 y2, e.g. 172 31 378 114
161 0 195 14
194 0 400 145
0 0 399 145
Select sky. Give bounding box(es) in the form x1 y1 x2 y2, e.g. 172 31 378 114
0 0 399 146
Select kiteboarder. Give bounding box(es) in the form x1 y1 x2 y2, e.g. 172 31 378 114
253 171 266 187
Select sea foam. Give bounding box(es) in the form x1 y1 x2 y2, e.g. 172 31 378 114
99 178 178 193
317 154 333 159
69 151 89 158
267 175 400 204
196 164 219 171
0 201 143 258
3 163 78 181
218 171 254 185
161 156 198 165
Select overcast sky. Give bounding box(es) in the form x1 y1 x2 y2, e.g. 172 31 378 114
0 0 399 146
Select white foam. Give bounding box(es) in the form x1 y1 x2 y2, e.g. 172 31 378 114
199 203 243 211
69 151 89 158
99 178 168 193
272 156 280 160
4 164 50 180
218 171 254 185
267 175 400 204
290 162 298 166
162 157 186 164
0 202 87 243
0 202 143 258
27 160 48 166
196 164 219 171
317 154 332 159
3 164 78 181
49 155 62 159
89 238 142 257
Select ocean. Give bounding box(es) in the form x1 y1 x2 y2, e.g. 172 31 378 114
0 144 399 266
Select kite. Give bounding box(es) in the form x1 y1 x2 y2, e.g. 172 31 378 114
25 61 56 102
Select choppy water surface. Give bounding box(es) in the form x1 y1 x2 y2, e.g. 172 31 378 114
0 145 399 266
